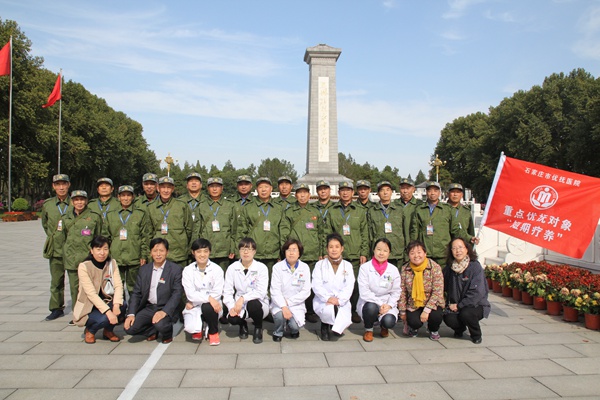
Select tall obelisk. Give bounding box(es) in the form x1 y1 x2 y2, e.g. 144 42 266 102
297 44 350 194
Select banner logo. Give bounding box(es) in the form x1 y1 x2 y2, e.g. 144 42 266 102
530 185 558 210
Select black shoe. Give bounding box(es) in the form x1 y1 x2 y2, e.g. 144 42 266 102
454 330 464 338
351 312 361 324
272 335 282 342
472 337 482 344
68 320 75 326
253 327 263 344
45 309 64 321
239 323 249 339
290 332 300 339
320 323 330 341
305 313 319 323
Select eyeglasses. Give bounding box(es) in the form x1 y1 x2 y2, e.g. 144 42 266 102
285 248 299 253
240 247 255 253
452 247 466 251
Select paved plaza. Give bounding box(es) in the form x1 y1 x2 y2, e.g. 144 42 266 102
0 220 599 399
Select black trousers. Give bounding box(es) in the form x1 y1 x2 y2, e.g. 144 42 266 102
125 304 174 340
362 302 397 329
406 306 443 332
443 305 484 339
227 299 264 329
200 303 219 334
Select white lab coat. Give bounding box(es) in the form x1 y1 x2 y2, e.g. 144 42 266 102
312 258 355 334
223 259 269 320
356 260 401 322
270 259 312 327
181 260 224 334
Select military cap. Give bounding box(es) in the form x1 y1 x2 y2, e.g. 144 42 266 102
52 174 70 183
294 182 310 191
278 176 293 184
142 173 158 183
256 177 272 186
70 190 88 198
237 175 252 183
448 183 464 192
158 176 175 185
315 180 330 188
97 177 114 187
186 172 202 181
338 181 354 190
356 180 371 189
399 178 415 187
207 177 223 186
425 181 442 190
118 185 135 194
377 181 393 191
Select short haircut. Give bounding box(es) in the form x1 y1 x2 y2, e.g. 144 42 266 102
150 237 169 251
238 237 257 251
373 237 392 253
280 238 304 259
406 240 426 255
191 238 212 252
326 232 344 247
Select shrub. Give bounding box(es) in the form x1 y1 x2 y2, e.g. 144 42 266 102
12 198 30 211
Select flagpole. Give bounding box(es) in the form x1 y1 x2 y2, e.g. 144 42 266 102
473 152 505 252
7 36 12 212
57 69 62 174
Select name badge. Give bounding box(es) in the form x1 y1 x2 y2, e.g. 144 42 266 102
81 228 91 236
159 278 165 284
292 277 300 286
57 220 63 231
305 222 314 230
161 223 169 234
263 220 271 231
212 220 221 232
342 224 351 235
426 224 434 236
384 222 392 233
379 279 389 288
192 214 196 221
119 228 128 241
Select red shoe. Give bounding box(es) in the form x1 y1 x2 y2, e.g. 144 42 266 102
162 337 173 344
192 332 203 341
208 333 220 346
146 334 157 341
363 331 373 342
380 327 389 338
84 329 96 344
102 329 120 342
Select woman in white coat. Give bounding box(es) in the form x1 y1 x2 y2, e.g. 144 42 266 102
357 238 401 342
312 232 355 341
182 238 224 346
270 239 311 342
223 237 270 344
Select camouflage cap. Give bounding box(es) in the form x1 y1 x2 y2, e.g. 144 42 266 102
448 183 464 192
186 172 202 181
52 174 70 183
256 177 272 186
294 182 310 191
118 185 135 194
237 175 252 183
377 181 393 191
158 176 175 185
399 178 415 187
142 173 158 183
425 181 442 190
315 180 330 188
277 176 293 184
96 177 113 187
207 177 223 186
356 180 371 188
338 181 354 190
70 190 88 198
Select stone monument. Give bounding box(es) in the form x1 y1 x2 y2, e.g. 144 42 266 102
297 44 350 194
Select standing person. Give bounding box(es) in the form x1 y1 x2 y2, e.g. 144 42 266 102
238 177 283 272
124 238 183 344
182 238 223 346
223 238 269 344
41 174 71 321
312 233 355 341
368 181 406 266
314 180 334 227
274 176 296 211
270 239 311 341
134 173 159 209
179 172 204 241
395 178 422 255
357 238 401 342
328 181 369 323
279 182 323 323
103 185 150 293
147 176 193 266
73 236 126 344
355 180 374 211
62 190 103 322
233 175 254 223
446 183 477 238
410 181 467 266
443 238 490 344
88 178 120 222
399 240 445 340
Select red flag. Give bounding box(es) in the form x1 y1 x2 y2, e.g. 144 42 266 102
481 154 600 258
0 41 10 76
42 73 62 108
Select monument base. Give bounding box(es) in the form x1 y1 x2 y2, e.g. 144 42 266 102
297 174 351 195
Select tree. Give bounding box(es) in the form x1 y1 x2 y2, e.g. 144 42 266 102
414 170 427 185
257 158 297 187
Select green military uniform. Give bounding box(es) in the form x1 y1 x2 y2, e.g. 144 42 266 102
133 193 157 210
368 201 406 266
396 196 423 255
198 196 237 271
274 195 296 211
238 196 284 267
328 201 369 263
280 202 323 262
103 203 150 293
147 196 193 265
314 200 334 228
88 196 120 221
178 192 204 241
41 194 71 312
450 204 476 237
355 199 375 212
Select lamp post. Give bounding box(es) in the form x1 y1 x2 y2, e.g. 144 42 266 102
163 153 178 177
430 154 446 183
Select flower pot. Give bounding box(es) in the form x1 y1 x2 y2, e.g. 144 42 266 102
522 291 534 305
512 287 522 301
492 280 502 293
563 305 579 322
546 300 562 316
486 278 493 289
533 296 546 310
502 285 513 297
584 313 600 330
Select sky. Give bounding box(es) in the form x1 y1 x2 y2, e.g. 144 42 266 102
2 0 599 180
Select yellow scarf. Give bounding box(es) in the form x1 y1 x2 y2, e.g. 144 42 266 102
410 259 429 308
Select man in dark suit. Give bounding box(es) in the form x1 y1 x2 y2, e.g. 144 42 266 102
124 238 183 343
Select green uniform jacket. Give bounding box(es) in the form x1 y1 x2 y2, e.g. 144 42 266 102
133 194 157 210
368 202 406 262
88 197 120 221
62 208 103 270
198 197 237 258
280 202 324 262
41 196 71 259
450 204 476 237
238 197 283 260
355 200 375 213
147 197 193 263
396 196 423 245
314 200 334 227
274 195 296 212
103 206 150 265
328 202 369 261
409 201 466 262
232 193 254 221
179 192 204 241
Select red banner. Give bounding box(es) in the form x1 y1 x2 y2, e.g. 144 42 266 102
481 154 600 258
42 73 62 108
0 41 10 76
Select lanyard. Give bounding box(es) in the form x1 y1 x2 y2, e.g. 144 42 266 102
210 204 220 220
188 199 199 211
380 203 390 220
455 207 459 218
119 210 132 226
319 208 329 220
160 207 170 223
57 202 68 216
97 200 110 219
339 207 351 224
259 204 271 218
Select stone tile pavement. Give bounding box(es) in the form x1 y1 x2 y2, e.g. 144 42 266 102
0 220 599 399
